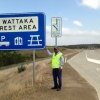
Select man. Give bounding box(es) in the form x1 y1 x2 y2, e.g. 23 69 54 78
46 47 64 91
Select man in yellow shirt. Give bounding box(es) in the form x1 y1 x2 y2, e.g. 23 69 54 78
46 47 64 91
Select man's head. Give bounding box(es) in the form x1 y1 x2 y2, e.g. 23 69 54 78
54 47 59 54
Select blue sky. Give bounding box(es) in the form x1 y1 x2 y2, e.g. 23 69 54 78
0 0 100 45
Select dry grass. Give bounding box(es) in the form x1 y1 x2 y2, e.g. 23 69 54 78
0 48 75 100
0 49 98 100
0 57 51 100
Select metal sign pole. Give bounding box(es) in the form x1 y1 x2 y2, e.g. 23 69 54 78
32 50 35 86
55 36 57 47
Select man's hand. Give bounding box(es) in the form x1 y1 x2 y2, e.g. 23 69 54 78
61 66 63 69
45 47 48 50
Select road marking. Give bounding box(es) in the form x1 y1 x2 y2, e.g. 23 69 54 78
64 57 67 63
85 53 100 65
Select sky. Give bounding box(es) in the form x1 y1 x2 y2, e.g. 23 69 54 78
0 0 100 46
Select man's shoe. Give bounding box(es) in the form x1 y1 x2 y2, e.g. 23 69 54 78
56 88 61 91
51 87 57 89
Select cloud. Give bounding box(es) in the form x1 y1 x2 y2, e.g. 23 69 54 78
73 20 83 27
46 26 100 45
46 26 51 33
81 0 100 9
46 26 100 36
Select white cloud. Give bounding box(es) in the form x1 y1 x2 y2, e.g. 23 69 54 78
46 26 100 45
46 26 51 33
73 20 83 27
46 26 100 36
81 0 100 9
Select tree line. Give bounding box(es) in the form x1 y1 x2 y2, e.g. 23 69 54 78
0 51 27 67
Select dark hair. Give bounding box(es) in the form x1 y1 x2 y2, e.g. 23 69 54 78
54 47 58 50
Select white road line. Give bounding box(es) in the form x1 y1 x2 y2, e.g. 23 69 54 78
64 57 67 63
86 53 100 65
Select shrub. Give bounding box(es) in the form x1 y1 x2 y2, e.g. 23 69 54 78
18 64 26 73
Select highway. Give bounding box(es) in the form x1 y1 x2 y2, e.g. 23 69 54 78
67 49 100 100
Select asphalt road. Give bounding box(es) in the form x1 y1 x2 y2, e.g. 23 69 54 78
67 49 100 100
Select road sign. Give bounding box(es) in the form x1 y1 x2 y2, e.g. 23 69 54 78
0 12 46 50
51 17 62 37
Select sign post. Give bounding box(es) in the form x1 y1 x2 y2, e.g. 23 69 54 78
0 12 46 85
51 17 62 47
55 36 57 47
32 50 35 85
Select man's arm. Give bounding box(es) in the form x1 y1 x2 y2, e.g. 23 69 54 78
60 55 64 69
46 49 53 56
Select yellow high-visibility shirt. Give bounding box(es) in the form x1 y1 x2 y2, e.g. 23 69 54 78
52 52 62 69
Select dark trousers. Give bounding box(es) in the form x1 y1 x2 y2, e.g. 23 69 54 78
52 68 62 89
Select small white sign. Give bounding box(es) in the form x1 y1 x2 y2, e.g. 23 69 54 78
0 16 38 32
51 17 62 37
14 37 23 45
28 35 42 46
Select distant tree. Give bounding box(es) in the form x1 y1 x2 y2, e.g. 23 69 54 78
0 51 26 67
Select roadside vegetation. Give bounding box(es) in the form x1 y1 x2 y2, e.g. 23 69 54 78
0 44 99 69
0 51 27 67
0 47 66 68
65 44 100 49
